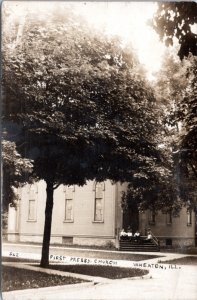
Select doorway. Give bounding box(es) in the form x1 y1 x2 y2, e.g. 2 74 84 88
123 202 139 233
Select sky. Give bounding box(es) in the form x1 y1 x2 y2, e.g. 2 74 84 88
74 2 167 80
3 1 168 81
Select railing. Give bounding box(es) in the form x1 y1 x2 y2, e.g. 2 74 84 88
151 232 159 246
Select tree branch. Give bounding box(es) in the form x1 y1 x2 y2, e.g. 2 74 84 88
53 183 61 190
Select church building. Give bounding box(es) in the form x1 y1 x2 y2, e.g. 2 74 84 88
7 180 196 249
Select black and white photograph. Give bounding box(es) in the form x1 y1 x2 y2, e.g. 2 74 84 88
1 1 197 299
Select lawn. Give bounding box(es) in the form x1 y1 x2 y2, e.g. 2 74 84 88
2 264 148 292
38 264 149 279
162 256 197 265
2 265 87 292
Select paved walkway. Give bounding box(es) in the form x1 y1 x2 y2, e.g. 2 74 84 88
2 243 197 300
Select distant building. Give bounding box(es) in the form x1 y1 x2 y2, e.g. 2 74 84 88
7 180 197 248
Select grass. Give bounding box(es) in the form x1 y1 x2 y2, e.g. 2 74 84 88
2 265 87 292
46 264 148 279
161 256 197 265
2 263 148 292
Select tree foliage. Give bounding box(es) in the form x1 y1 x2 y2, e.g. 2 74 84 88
153 2 197 59
3 9 165 186
172 56 197 181
3 7 169 266
152 0 197 205
2 140 33 211
153 53 197 209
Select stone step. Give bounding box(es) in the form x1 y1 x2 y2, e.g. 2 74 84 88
120 247 160 252
119 240 160 252
120 248 159 252
120 243 157 247
120 245 158 248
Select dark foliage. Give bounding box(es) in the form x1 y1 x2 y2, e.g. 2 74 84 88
2 8 168 267
153 2 197 59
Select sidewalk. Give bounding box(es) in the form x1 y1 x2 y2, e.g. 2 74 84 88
3 241 194 260
3 262 197 300
2 243 197 300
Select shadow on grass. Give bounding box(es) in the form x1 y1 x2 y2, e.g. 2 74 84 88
39 264 149 279
2 265 87 292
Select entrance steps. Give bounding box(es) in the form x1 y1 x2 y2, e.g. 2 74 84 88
119 238 160 252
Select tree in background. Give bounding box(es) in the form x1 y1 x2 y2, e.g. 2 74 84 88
171 56 197 207
2 140 33 211
153 0 197 208
153 52 197 210
178 57 197 172
152 2 197 59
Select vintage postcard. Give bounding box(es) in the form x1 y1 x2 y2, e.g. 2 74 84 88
1 1 197 299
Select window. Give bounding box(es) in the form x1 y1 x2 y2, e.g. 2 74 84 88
94 198 103 221
27 184 38 221
166 212 172 224
64 185 74 222
187 209 192 226
94 182 104 222
28 199 36 221
149 210 156 224
65 199 73 221
166 238 172 247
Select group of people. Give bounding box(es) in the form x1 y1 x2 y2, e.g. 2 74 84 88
120 227 152 243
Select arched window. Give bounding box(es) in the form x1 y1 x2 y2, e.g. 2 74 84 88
94 182 105 222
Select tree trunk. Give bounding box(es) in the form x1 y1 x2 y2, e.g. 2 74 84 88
40 180 54 268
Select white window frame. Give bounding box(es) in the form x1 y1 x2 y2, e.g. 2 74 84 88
27 184 38 222
93 182 105 223
64 198 74 222
64 185 75 222
28 199 37 221
187 209 192 226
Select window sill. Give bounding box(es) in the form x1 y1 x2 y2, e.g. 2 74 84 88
63 220 74 223
187 223 192 226
27 220 37 222
92 220 104 223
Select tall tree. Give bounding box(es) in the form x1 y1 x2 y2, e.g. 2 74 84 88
152 2 197 59
153 53 197 209
152 0 197 206
172 56 197 180
3 8 166 267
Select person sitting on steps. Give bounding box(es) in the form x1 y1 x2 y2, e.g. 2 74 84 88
127 226 133 241
134 230 141 243
144 230 153 243
120 228 127 240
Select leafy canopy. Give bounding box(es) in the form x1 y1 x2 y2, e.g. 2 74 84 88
152 2 197 59
153 53 197 209
3 8 166 190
